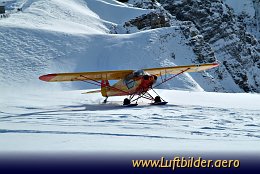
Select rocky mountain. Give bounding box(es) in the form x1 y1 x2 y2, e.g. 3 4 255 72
117 0 260 92
254 0 260 38
1 0 259 93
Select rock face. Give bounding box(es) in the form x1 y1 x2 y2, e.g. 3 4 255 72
161 0 260 92
118 0 260 93
125 12 170 30
128 0 159 9
253 0 260 37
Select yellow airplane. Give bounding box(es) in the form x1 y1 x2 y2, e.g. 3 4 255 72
39 63 219 106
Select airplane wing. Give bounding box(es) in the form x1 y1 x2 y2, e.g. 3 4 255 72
39 70 133 82
143 63 219 76
39 63 219 82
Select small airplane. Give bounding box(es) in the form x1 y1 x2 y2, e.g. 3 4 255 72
39 63 219 106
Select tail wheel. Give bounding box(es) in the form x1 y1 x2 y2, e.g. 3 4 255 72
123 98 131 105
154 96 162 103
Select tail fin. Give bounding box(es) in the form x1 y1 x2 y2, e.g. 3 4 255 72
101 80 110 97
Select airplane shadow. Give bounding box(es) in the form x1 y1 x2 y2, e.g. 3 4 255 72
1 103 180 119
62 103 175 111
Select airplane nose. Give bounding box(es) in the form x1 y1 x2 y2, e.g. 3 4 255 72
143 75 157 84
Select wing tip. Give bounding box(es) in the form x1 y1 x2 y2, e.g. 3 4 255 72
39 74 57 82
212 62 220 67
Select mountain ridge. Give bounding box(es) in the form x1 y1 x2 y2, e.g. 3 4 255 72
123 0 260 92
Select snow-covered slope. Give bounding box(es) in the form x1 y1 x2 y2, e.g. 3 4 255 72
0 0 205 91
1 0 109 34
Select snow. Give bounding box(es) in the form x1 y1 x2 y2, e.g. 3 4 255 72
0 0 260 153
85 0 152 24
1 0 241 92
0 25 205 91
225 0 255 18
1 89 260 152
0 0 109 34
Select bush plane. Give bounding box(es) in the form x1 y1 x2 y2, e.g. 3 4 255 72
39 63 219 106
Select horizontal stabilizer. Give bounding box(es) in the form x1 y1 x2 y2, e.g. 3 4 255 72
82 90 101 94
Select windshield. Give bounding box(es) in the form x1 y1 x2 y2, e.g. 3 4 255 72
124 70 146 89
133 70 145 77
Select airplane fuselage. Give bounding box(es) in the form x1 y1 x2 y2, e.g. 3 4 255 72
102 71 157 97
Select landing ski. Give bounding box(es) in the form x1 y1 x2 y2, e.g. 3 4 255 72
150 102 168 105
123 103 138 107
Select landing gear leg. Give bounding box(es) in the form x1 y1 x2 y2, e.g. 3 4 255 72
103 97 108 104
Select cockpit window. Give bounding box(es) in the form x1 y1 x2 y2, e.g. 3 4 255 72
124 70 149 89
125 79 135 89
133 70 145 77
124 70 143 89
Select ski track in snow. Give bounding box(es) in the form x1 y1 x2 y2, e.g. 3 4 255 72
1 104 259 140
1 105 259 138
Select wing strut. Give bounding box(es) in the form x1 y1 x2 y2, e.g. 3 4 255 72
78 75 130 96
153 68 191 88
